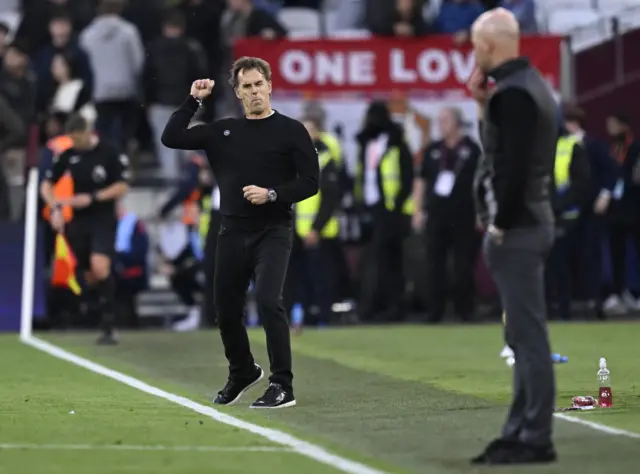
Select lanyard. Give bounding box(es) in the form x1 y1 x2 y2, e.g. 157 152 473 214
438 146 466 177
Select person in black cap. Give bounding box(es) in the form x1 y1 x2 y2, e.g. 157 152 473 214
603 111 640 313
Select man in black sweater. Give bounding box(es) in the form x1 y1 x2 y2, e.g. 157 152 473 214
161 57 318 409
469 8 558 465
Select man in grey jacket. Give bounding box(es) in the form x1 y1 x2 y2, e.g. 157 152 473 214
80 0 144 154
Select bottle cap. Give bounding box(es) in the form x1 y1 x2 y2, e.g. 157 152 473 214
599 357 607 368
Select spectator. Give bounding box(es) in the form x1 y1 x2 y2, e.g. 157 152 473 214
121 0 164 45
145 8 207 179
16 0 94 53
32 11 93 112
374 0 431 37
44 52 96 125
354 100 413 322
603 112 640 314
0 21 9 67
499 0 537 34
546 125 591 320
435 0 484 44
221 0 288 42
563 104 617 319
0 93 25 219
0 41 36 127
80 0 144 153
413 107 481 323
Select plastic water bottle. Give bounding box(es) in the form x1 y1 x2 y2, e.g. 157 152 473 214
597 357 613 408
291 304 304 335
552 353 568 364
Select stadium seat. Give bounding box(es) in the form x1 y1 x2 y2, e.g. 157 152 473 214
330 28 372 39
278 7 321 34
537 0 594 11
547 8 600 34
594 0 640 12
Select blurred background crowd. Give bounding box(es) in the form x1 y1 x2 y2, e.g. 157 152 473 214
0 0 639 332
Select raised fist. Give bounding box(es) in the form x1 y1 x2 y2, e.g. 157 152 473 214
190 79 215 99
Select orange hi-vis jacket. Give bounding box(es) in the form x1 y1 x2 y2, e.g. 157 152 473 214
42 135 75 223
182 153 206 226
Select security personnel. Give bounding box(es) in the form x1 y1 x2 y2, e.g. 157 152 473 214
288 118 342 325
413 107 481 323
546 131 591 320
40 114 130 345
354 100 414 322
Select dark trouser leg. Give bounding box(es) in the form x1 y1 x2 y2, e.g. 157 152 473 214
452 217 478 320
546 228 571 320
213 225 254 379
609 215 628 296
377 211 410 320
485 226 555 446
426 218 449 323
307 239 338 323
94 275 116 337
171 268 200 306
251 225 294 391
202 210 221 327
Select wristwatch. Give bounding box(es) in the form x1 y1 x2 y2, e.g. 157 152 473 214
267 189 277 203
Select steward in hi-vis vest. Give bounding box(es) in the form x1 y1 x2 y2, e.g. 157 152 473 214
286 121 342 327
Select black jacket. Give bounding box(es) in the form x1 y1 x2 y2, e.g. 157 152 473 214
144 36 208 106
553 136 591 223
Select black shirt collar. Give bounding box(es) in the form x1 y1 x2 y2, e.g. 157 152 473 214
487 57 530 82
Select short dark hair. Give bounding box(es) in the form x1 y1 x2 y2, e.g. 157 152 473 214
162 8 185 29
50 7 72 24
65 114 89 134
0 22 9 36
562 102 586 127
228 56 272 89
99 0 124 16
7 40 29 56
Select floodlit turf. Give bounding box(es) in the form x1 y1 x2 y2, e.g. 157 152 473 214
2 322 639 473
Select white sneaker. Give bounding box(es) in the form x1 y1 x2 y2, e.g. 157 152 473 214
172 306 201 332
500 345 514 359
603 295 626 315
621 291 639 311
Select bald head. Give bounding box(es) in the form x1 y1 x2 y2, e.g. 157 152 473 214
471 8 520 71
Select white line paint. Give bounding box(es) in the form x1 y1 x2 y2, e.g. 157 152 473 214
554 413 640 439
21 336 386 474
0 443 292 453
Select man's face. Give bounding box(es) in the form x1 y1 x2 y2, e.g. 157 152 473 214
438 109 459 138
69 128 93 149
396 0 413 14
606 117 625 137
49 18 71 45
235 68 272 116
228 0 248 11
3 47 28 73
471 28 492 72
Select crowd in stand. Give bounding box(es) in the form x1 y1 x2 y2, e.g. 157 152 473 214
2 0 639 330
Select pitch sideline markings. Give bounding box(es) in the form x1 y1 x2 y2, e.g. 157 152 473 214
21 336 387 474
554 413 640 439
0 443 292 453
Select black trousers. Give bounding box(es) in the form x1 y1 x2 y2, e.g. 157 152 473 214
171 265 202 307
608 210 640 295
213 221 294 391
202 210 222 327
359 209 410 321
425 213 477 322
289 235 339 324
545 222 580 320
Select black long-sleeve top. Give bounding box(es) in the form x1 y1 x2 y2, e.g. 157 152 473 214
161 96 319 228
485 88 538 229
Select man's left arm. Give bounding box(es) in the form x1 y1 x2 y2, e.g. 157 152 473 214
394 140 415 211
95 153 130 203
272 122 319 203
491 89 537 230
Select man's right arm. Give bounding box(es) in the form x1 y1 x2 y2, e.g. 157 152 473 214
40 153 67 206
161 96 212 151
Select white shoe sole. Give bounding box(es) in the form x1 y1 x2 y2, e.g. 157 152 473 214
216 366 264 406
249 399 297 409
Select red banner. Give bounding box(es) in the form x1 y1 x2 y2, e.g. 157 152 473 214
234 36 562 94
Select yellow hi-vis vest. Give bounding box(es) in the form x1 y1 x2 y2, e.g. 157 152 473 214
319 132 342 167
295 150 340 239
199 195 212 246
554 135 580 220
354 146 414 215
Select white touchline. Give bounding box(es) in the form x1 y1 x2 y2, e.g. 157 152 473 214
0 444 293 453
554 413 640 439
21 336 387 474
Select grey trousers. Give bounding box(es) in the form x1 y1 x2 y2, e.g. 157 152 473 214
484 225 555 446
